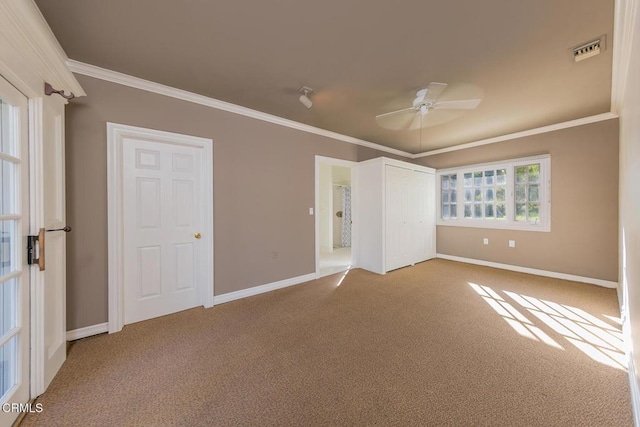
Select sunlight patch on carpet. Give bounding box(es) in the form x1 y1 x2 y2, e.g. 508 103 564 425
469 282 563 349
336 268 351 287
466 283 628 371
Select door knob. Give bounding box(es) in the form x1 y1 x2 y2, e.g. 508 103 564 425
194 232 202 239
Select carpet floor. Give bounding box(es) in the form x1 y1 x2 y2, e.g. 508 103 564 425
21 259 632 426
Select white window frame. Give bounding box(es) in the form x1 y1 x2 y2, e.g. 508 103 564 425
436 154 551 232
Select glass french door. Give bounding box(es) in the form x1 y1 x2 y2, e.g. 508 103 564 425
0 75 30 425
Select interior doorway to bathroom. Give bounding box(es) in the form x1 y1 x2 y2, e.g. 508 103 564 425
315 156 355 278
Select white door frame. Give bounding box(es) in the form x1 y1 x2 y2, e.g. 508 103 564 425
107 123 214 334
314 155 357 278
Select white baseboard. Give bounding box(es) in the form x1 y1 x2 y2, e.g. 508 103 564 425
436 254 618 288
214 272 317 305
73 274 318 337
66 322 109 341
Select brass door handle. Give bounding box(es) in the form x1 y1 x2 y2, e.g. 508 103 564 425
194 232 202 239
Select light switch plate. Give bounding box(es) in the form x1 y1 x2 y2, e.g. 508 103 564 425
309 207 314 215
483 238 489 245
509 240 516 248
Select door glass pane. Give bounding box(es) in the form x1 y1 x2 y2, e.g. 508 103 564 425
0 160 15 215
0 221 16 277
0 278 16 335
0 83 26 413
0 98 16 157
0 335 17 400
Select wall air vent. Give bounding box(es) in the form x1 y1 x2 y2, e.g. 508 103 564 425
573 39 601 62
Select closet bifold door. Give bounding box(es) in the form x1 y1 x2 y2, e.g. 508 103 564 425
384 165 413 272
353 157 436 275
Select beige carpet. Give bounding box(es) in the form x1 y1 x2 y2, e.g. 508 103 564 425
21 260 632 426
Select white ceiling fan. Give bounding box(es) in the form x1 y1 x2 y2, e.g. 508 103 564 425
375 82 481 132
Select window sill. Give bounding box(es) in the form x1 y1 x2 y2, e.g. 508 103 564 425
436 220 551 232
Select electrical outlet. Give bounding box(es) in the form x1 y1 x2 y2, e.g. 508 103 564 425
309 207 314 215
508 240 516 248
483 238 489 245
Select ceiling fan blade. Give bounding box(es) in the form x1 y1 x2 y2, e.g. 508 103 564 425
433 99 482 110
375 107 415 120
375 108 417 131
425 82 448 101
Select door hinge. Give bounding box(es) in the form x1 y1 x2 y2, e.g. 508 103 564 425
27 228 45 271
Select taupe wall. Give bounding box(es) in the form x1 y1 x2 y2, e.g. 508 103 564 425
66 74 402 330
412 119 619 282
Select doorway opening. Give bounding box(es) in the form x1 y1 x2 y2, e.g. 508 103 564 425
315 156 355 278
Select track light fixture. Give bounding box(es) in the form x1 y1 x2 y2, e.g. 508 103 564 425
298 86 313 109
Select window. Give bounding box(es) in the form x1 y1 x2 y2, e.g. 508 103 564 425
436 155 550 231
441 173 457 219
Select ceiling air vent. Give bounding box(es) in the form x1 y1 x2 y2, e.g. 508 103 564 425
573 39 601 62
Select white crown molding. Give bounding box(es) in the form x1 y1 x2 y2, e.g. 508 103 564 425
67 60 414 159
436 254 618 288
414 112 618 158
611 0 638 114
66 59 620 160
0 0 85 98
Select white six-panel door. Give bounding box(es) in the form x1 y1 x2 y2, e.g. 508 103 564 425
122 137 203 325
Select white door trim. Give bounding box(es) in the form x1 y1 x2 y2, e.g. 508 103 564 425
314 155 357 278
107 123 214 333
